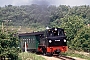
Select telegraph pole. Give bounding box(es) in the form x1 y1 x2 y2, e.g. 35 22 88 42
1 20 12 33
2 22 4 33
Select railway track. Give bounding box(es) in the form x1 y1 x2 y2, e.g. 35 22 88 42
38 54 76 60
38 54 86 60
54 55 76 60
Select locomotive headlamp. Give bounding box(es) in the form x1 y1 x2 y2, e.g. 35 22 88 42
49 40 52 43
55 28 57 31
64 39 66 42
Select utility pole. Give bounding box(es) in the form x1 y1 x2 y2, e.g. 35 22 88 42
2 22 4 33
1 20 12 33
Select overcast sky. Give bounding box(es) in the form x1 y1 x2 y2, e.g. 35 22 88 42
0 0 90 7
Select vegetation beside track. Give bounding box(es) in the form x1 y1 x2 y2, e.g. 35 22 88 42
61 50 90 60
18 52 46 60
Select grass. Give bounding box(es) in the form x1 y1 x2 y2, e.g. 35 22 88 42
18 52 46 60
61 50 90 60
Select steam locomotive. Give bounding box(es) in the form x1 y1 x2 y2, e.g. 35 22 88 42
18 27 67 55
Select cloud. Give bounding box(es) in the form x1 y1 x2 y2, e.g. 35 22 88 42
53 0 90 6
12 0 30 5
0 0 12 6
0 0 90 7
0 0 31 6
31 0 50 5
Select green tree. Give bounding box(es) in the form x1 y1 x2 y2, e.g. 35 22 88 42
60 15 85 40
72 26 90 52
52 15 85 49
0 32 20 60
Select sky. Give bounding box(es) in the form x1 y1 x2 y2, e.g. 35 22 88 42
0 0 90 7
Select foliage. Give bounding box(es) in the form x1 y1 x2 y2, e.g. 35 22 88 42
72 26 90 52
62 50 90 60
0 31 20 60
60 15 85 40
0 5 90 27
19 52 46 60
0 5 70 27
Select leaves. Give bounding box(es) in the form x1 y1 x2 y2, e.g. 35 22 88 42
0 31 19 59
72 26 90 52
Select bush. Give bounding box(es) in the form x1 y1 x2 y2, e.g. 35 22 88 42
18 52 46 60
0 32 20 60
